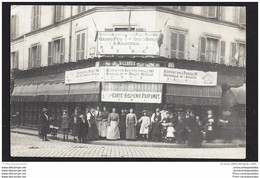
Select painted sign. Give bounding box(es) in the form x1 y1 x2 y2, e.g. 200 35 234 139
101 91 162 103
97 32 160 55
65 66 217 86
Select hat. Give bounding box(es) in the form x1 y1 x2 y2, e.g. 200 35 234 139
42 108 48 112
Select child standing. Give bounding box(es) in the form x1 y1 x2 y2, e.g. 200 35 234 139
138 110 150 141
166 123 176 143
160 119 168 142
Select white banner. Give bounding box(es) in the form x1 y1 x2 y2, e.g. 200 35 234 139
65 66 218 86
97 32 160 55
102 91 162 103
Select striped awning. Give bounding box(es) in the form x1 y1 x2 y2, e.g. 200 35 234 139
166 84 222 105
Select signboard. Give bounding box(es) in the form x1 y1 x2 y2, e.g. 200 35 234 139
102 91 162 103
97 32 160 55
65 66 218 86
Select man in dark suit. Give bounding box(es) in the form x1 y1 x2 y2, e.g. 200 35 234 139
41 108 50 141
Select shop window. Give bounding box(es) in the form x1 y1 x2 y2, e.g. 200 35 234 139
28 45 41 69
55 5 64 22
48 38 65 65
238 7 246 25
230 42 246 67
220 41 226 64
76 30 87 61
11 14 19 40
199 36 220 63
31 5 41 31
172 6 186 11
77 6 87 13
207 6 221 19
170 29 187 59
11 51 19 69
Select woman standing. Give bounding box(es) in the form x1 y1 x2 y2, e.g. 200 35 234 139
138 110 150 141
95 106 102 138
126 108 137 140
78 114 88 143
119 109 127 140
101 106 109 139
87 108 99 141
60 109 70 141
70 108 80 142
187 112 203 148
106 108 120 140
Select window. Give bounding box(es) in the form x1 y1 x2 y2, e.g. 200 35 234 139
28 45 41 69
48 38 65 65
114 27 135 32
239 7 246 25
207 6 221 19
31 5 41 31
172 6 186 11
75 31 86 61
199 36 223 63
170 29 187 59
11 51 19 69
55 6 64 22
230 42 246 67
77 6 87 13
11 14 19 40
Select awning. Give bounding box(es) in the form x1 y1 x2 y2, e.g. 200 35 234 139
12 85 37 96
166 84 222 105
102 82 163 103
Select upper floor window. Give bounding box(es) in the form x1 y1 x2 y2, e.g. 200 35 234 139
28 44 41 69
31 5 41 31
170 29 187 59
75 30 87 61
55 6 64 22
48 38 65 65
172 6 186 11
77 6 87 13
11 14 19 40
199 36 225 64
207 6 221 19
230 42 246 67
11 51 19 69
238 7 246 25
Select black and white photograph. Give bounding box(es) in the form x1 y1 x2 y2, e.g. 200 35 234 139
7 4 250 160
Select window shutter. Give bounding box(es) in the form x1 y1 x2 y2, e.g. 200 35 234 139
11 15 14 40
61 6 64 20
230 42 237 66
37 45 41 67
178 33 185 59
76 34 80 61
38 6 41 29
48 41 52 65
180 6 186 11
239 7 246 25
15 14 19 37
208 6 217 18
81 33 85 60
199 37 207 62
77 6 81 13
31 6 34 30
28 48 32 69
220 41 225 64
170 31 178 58
60 38 65 63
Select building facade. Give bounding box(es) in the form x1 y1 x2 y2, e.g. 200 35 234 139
11 6 246 136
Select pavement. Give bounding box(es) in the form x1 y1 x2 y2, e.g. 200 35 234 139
11 132 246 158
10 126 246 148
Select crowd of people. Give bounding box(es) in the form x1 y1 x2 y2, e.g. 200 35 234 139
39 105 231 148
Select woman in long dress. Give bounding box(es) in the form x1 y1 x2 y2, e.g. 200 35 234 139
101 106 109 139
106 108 120 140
87 108 99 141
119 109 126 140
126 108 137 140
138 110 150 140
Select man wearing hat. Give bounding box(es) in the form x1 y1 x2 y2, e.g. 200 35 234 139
41 108 50 141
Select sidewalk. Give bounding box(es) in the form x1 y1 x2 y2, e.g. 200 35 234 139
11 126 246 148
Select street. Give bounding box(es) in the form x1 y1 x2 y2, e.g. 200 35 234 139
11 133 246 159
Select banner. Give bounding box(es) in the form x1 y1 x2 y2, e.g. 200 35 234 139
101 91 162 103
65 66 218 86
97 32 160 55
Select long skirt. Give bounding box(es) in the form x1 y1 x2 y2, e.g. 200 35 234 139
106 121 120 140
87 124 99 140
101 120 108 137
126 122 136 140
96 120 102 136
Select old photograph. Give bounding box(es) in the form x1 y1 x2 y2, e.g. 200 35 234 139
9 5 246 159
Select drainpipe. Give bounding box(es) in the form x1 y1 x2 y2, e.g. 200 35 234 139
68 6 73 62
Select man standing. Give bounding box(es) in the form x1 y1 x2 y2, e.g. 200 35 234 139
95 106 102 138
41 108 50 141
